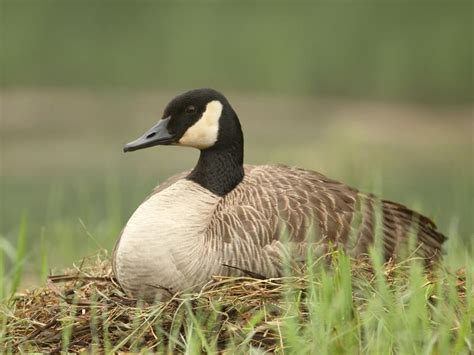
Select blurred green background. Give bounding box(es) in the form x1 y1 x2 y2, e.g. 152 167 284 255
0 1 472 282
1 1 472 102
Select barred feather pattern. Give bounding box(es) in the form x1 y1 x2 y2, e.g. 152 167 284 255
113 164 446 300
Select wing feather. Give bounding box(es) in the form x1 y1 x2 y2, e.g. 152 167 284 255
212 165 446 273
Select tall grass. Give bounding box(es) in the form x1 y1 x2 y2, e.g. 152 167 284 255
1 246 471 353
0 214 29 298
10 214 28 296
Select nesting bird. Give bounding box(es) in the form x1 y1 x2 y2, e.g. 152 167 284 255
113 88 446 301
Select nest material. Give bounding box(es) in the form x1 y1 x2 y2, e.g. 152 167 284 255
2 251 468 353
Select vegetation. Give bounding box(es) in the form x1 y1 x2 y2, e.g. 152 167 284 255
1 250 472 353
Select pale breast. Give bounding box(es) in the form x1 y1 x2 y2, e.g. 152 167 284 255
114 179 221 301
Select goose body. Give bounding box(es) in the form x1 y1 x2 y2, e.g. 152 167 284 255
114 89 446 301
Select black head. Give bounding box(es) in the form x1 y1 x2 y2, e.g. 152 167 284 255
124 88 242 152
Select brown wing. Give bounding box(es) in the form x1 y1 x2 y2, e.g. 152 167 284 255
212 165 446 271
112 171 190 276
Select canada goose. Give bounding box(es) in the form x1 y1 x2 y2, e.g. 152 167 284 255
113 88 446 301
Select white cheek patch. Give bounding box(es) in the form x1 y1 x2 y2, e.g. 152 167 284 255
179 100 223 149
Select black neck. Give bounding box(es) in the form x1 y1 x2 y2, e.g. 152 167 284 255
187 141 244 196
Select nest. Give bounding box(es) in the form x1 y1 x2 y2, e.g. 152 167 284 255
2 251 468 353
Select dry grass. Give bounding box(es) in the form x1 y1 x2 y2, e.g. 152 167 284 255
1 250 468 353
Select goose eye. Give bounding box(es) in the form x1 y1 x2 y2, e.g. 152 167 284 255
185 105 196 114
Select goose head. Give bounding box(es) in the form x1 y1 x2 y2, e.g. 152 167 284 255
124 88 243 152
124 88 245 196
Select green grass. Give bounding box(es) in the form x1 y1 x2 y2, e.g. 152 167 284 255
0 249 471 353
